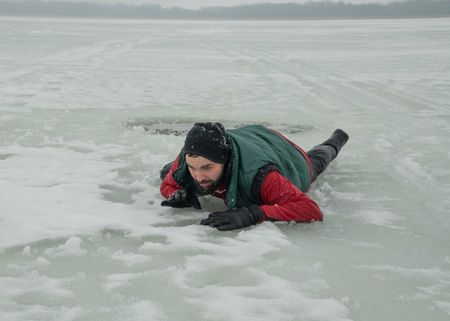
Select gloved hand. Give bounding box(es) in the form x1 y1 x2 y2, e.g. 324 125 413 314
161 188 201 209
200 205 263 231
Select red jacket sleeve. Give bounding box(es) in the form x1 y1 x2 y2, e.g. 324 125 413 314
259 171 323 222
160 157 182 198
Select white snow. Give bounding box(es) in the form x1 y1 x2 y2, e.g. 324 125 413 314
1 16 449 321
110 250 151 266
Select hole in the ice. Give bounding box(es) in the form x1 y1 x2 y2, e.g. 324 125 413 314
126 118 312 136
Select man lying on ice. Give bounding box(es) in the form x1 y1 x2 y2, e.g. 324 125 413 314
160 122 349 231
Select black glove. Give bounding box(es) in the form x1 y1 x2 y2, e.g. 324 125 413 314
200 205 263 231
161 188 201 209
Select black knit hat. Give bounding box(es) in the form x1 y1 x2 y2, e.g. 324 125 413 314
183 122 230 164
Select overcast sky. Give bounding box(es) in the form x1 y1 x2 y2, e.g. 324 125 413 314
39 0 399 10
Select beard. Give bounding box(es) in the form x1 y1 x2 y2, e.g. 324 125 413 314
193 178 222 195
191 162 229 196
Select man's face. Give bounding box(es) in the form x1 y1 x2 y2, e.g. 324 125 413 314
186 155 224 194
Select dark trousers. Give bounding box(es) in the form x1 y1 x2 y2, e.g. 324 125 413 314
307 144 336 182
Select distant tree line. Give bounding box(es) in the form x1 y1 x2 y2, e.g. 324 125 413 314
0 0 449 19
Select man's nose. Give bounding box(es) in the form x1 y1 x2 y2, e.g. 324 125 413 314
193 171 205 182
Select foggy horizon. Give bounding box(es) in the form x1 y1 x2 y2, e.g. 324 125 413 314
0 0 448 19
1 0 402 10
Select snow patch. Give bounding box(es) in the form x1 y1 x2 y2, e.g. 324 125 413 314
111 250 151 267
55 236 86 257
357 209 401 228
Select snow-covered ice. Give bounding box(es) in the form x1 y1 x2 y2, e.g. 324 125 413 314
1 16 449 321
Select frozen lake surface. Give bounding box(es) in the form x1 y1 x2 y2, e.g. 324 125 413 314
1 16 450 321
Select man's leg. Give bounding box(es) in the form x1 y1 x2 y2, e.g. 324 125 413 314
307 129 349 182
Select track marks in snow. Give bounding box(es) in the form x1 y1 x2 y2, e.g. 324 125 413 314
219 47 439 116
0 38 138 110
